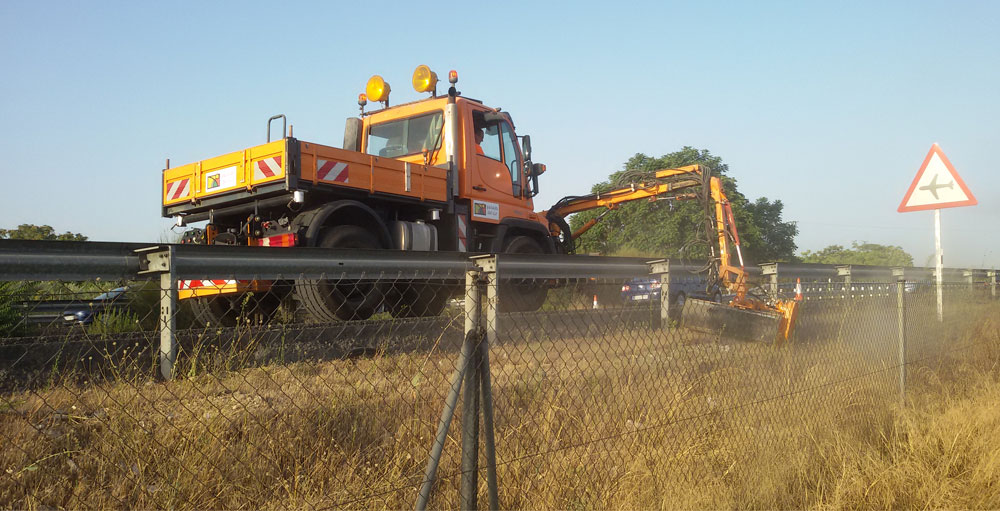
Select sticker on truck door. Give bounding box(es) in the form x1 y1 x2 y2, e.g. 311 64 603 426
472 200 500 220
205 166 237 191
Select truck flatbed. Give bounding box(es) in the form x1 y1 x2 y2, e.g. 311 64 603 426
162 138 448 218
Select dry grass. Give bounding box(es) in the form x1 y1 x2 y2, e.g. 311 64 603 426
0 299 998 509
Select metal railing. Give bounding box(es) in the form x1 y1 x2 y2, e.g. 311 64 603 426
0 239 997 509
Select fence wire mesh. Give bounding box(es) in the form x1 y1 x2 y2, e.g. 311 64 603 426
0 258 997 509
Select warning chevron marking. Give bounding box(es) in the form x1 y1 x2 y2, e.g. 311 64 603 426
317 159 349 183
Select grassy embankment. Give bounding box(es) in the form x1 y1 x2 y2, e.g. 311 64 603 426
0 299 998 509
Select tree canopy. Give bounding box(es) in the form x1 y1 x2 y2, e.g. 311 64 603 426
0 224 88 241
567 147 798 264
800 242 914 267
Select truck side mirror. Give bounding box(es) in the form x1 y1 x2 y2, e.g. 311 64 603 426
344 117 363 152
521 135 532 161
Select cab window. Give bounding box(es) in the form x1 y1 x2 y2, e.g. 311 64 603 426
480 124 502 161
366 112 443 158
500 122 522 196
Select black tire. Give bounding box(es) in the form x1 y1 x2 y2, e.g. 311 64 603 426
500 235 548 313
188 292 280 328
670 291 687 320
296 225 384 322
389 283 450 318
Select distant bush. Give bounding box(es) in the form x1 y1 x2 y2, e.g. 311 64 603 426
0 282 33 337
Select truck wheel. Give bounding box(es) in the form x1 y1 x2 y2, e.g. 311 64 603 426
389 283 450 318
188 292 280 328
500 235 548 312
297 225 384 321
671 292 687 321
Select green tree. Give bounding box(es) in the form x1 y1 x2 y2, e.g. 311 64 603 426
0 224 87 241
800 242 914 267
568 147 798 264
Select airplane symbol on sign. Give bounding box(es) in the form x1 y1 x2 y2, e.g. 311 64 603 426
918 174 954 200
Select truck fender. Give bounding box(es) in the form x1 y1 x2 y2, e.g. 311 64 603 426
492 218 555 253
293 200 392 248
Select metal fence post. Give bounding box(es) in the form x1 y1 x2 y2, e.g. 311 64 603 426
137 247 177 380
461 328 481 510
416 265 482 511
893 269 907 406
479 256 500 511
648 260 670 329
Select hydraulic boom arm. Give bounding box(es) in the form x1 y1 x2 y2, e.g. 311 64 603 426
545 164 798 342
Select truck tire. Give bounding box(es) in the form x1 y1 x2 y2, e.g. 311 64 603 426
188 292 280 328
389 283 450 318
296 225 385 321
500 235 548 312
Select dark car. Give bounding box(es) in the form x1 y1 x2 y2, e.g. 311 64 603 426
621 276 723 308
63 286 129 325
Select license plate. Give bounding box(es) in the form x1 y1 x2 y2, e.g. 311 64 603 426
64 315 76 321
633 294 649 300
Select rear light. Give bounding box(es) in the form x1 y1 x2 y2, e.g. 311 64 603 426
622 285 630 292
257 233 298 247
650 280 661 289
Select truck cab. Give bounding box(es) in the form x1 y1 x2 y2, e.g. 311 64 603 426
353 91 547 251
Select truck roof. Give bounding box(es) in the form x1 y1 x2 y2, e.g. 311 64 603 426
362 95 484 119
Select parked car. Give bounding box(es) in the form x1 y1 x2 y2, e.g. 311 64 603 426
621 277 723 308
63 286 130 325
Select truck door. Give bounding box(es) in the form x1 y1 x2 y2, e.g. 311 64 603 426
470 120 525 205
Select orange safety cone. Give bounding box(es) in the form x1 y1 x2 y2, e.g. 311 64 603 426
795 278 803 301
593 294 599 309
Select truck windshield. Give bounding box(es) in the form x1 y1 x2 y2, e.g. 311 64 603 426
366 112 444 158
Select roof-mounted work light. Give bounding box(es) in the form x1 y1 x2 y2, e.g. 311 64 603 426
365 75 391 105
412 65 438 95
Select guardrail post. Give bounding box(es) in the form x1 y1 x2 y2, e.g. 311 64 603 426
989 270 997 299
892 268 907 406
478 256 500 511
648 260 670 329
760 263 778 300
836 265 852 297
137 247 176 380
417 262 483 511
963 270 975 293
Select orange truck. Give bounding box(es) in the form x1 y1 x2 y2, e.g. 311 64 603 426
161 65 796 339
164 66 557 324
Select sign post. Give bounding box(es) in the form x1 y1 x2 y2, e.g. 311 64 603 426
897 143 977 321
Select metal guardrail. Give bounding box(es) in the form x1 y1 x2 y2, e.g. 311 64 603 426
0 240 149 281
1 239 995 283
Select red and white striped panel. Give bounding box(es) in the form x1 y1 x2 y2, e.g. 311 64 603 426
257 233 298 247
165 178 190 201
457 214 467 252
254 156 283 181
179 279 238 290
317 159 349 183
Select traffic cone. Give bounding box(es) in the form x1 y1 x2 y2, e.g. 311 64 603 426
795 278 803 301
593 294 599 309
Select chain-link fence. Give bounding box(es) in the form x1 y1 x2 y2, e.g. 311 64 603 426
0 242 997 509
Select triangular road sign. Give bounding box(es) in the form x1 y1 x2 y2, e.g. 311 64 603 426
898 143 977 212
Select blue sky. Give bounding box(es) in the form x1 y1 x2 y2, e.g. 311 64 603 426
1 1 997 267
